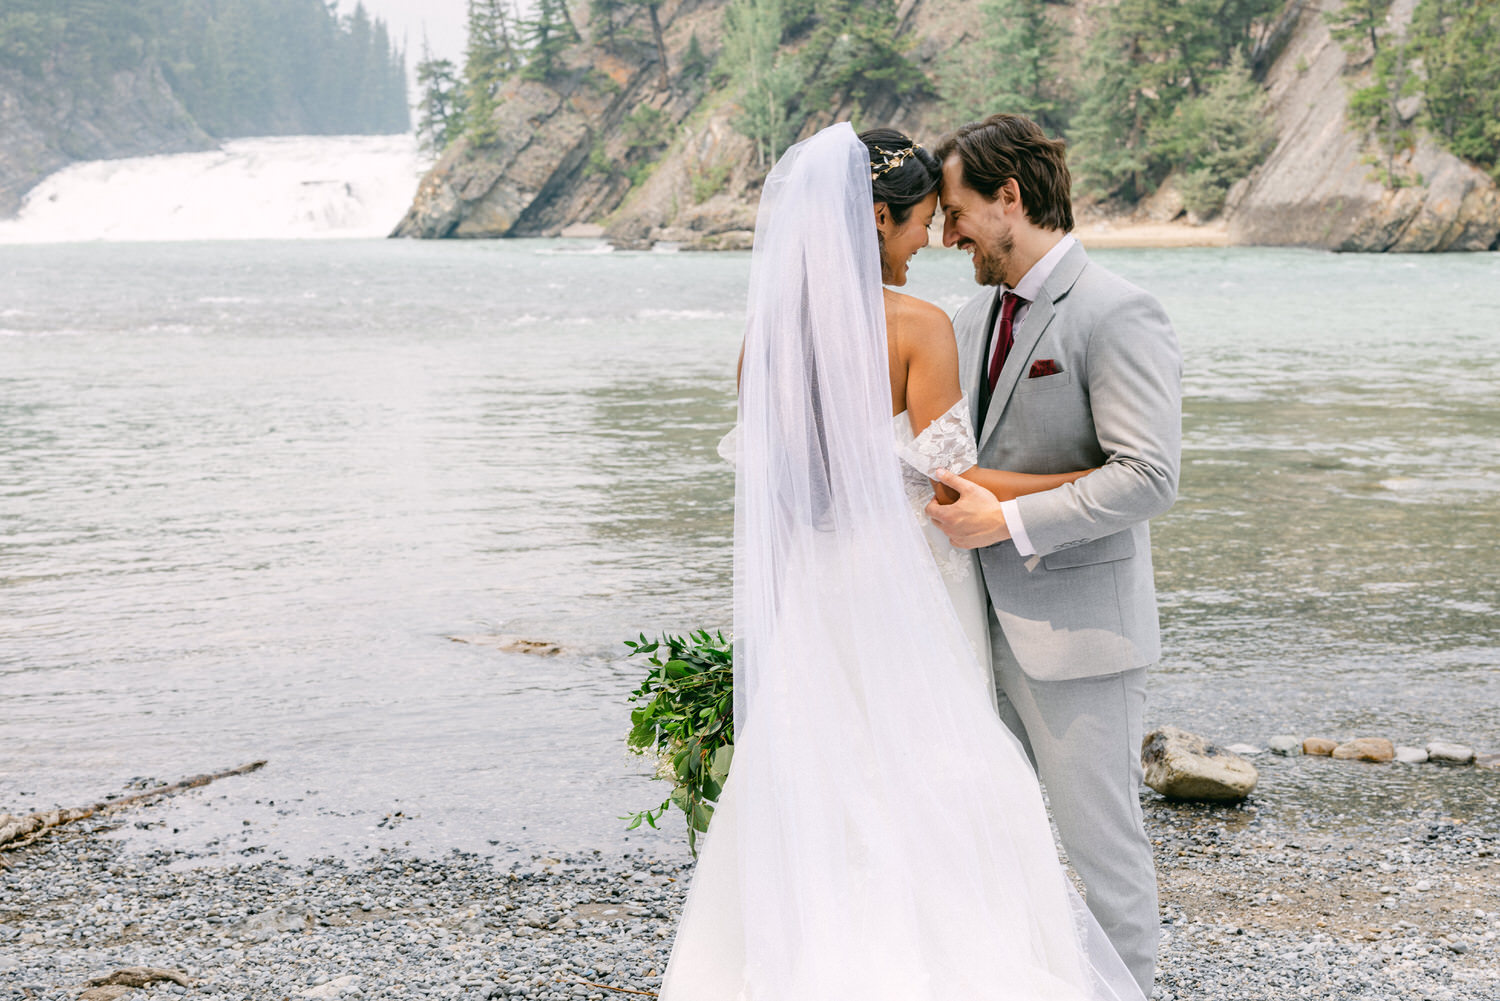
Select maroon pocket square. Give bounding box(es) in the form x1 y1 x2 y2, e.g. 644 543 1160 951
1028 359 1061 378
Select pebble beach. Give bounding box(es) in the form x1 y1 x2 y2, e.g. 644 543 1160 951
3 792 1497 1001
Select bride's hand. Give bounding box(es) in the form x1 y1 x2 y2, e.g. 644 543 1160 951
925 469 1012 549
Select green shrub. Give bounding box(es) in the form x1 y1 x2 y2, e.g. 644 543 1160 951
690 162 733 203
1151 55 1276 218
1414 0 1500 181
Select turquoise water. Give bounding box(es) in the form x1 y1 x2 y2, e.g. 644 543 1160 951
1 240 1496 858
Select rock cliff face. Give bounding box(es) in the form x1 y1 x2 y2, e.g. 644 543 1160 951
0 62 211 217
393 0 969 248
1225 0 1500 251
392 0 764 247
397 0 1499 251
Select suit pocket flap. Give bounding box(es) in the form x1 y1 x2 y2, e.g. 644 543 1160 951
1041 529 1136 570
1016 370 1072 392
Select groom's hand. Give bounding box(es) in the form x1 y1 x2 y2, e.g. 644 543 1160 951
926 469 1012 549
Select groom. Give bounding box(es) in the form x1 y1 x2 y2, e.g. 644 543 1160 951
927 113 1181 995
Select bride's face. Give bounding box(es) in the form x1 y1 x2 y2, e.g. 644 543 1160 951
875 191 938 287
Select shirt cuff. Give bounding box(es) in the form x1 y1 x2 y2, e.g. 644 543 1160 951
1000 499 1035 556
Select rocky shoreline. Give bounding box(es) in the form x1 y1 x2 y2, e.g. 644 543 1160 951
3 799 1496 1001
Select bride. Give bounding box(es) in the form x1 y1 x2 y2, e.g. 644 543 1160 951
662 123 1145 1001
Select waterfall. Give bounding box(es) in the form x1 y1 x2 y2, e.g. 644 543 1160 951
0 135 426 243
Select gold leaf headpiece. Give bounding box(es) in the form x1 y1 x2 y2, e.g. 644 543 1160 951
871 144 921 180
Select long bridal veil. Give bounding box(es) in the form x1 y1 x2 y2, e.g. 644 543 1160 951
662 123 1144 1001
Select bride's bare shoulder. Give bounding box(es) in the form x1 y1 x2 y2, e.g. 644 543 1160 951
884 290 956 354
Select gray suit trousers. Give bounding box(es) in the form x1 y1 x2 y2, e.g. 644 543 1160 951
988 606 1159 995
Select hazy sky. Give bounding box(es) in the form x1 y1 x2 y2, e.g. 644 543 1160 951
347 0 471 64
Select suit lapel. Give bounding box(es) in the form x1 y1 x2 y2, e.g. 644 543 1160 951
976 241 1090 451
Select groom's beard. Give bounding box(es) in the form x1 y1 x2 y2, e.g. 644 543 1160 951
970 227 1016 287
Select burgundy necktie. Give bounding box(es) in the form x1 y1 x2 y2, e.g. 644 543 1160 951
987 291 1024 391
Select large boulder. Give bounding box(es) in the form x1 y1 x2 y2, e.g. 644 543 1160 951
1141 726 1259 803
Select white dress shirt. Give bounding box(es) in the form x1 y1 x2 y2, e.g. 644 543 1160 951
991 232 1076 557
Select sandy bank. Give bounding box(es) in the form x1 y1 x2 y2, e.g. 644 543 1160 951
1073 216 1230 249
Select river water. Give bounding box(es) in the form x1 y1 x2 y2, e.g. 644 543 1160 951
2 239 1497 862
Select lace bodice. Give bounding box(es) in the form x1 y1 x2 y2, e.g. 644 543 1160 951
894 398 979 581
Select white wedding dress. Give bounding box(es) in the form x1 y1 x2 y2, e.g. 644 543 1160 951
893 402 995 708
660 124 1144 1001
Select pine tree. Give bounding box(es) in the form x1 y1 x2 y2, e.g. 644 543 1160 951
680 32 710 81
721 0 799 166
464 0 520 144
1325 0 1393 58
938 0 1063 132
1415 0 1500 179
1067 0 1279 203
589 0 627 49
630 0 672 87
796 0 924 116
1151 54 1275 216
416 44 466 155
521 0 580 81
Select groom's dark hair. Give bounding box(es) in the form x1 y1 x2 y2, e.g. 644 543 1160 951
936 114 1074 232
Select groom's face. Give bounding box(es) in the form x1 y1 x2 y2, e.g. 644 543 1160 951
940 156 1016 288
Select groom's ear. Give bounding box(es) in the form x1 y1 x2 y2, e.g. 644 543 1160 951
996 178 1023 213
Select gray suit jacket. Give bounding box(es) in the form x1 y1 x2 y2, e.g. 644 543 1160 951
956 241 1182 680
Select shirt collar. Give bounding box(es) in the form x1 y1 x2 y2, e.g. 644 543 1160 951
1009 232 1076 302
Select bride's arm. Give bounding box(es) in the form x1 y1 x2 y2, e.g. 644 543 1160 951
901 301 1093 504
961 465 1093 502
897 298 965 504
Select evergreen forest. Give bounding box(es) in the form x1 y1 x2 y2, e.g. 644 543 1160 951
417 0 1500 216
0 0 409 137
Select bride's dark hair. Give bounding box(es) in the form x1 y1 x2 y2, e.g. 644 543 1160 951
859 127 940 224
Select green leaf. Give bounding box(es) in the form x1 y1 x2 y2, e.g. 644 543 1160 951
709 744 735 784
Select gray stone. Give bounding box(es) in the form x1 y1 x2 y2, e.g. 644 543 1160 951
1225 743 1266 756
1267 735 1303 756
302 975 359 999
1141 726 1259 802
1395 746 1429 764
1426 741 1475 765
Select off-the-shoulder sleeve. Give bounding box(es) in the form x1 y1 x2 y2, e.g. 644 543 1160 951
896 398 977 477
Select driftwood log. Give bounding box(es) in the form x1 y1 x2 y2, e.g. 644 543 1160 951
0 760 266 853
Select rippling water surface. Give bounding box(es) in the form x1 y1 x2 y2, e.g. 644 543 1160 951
2 241 1497 860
